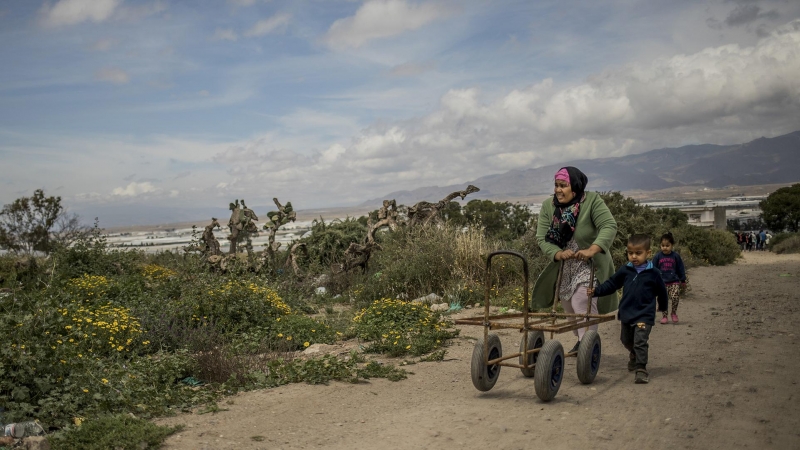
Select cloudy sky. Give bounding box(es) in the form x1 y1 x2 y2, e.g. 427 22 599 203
2 0 799 224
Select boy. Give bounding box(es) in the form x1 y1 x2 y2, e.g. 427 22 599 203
587 234 668 384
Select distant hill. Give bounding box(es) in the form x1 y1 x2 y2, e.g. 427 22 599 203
362 130 800 206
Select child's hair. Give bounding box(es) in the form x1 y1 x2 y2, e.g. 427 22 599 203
660 231 675 245
628 233 651 248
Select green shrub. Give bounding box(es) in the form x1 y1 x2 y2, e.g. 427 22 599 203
680 227 740 265
298 217 367 270
268 314 338 351
51 226 145 281
769 232 798 250
360 225 501 304
351 298 456 357
48 414 182 450
218 352 408 391
0 281 216 428
0 255 45 289
180 278 291 333
771 234 800 254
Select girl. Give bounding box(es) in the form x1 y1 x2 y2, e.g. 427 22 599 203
651 232 686 324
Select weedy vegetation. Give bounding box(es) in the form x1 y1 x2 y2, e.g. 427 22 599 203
0 191 741 448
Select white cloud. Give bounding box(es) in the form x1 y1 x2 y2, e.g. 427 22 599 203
111 182 158 197
324 0 450 49
245 13 291 37
212 28 238 41
208 20 800 204
95 67 130 84
39 0 121 27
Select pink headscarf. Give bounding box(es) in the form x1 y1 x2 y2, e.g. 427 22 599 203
554 168 570 185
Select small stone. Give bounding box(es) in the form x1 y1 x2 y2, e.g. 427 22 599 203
412 293 442 304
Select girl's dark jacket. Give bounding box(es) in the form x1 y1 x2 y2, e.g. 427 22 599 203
651 251 686 285
593 261 668 325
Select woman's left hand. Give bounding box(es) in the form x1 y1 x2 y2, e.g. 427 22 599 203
574 245 601 262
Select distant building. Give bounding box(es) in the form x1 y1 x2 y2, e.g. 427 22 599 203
677 205 726 229
643 196 765 230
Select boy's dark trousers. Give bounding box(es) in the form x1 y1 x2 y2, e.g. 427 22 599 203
620 322 652 371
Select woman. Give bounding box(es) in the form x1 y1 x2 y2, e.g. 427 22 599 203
531 166 618 353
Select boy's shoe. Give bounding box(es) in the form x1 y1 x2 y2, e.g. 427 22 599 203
671 313 679 324
660 316 668 325
634 369 649 384
627 358 637 372
568 340 580 354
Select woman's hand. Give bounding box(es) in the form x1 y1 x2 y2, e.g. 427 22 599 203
574 244 602 262
555 249 575 261
557 245 602 261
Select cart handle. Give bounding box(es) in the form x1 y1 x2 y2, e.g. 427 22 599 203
483 251 531 351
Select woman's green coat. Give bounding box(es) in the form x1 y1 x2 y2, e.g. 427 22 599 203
531 191 619 314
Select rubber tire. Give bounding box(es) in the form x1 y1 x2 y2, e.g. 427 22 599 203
534 340 564 402
519 330 545 378
471 333 502 392
576 330 602 384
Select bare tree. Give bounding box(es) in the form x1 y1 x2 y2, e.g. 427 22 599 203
285 242 308 276
341 199 399 272
50 211 91 250
407 185 480 228
262 198 297 271
227 199 259 255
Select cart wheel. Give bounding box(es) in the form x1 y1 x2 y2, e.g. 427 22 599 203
471 333 502 392
534 340 564 402
519 330 545 378
576 330 601 384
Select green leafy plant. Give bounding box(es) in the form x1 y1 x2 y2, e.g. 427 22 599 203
771 233 800 254
352 298 457 357
48 414 182 450
268 314 339 351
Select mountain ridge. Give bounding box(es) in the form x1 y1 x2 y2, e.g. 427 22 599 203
362 131 800 206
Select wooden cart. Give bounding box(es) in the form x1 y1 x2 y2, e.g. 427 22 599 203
454 250 616 401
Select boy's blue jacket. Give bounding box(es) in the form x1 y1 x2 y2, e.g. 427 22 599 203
593 261 668 325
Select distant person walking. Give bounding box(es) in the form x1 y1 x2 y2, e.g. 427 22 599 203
531 166 618 354
652 232 687 324
745 232 753 251
755 231 762 250
759 229 767 251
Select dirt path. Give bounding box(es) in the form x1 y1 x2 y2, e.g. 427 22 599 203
156 251 800 450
